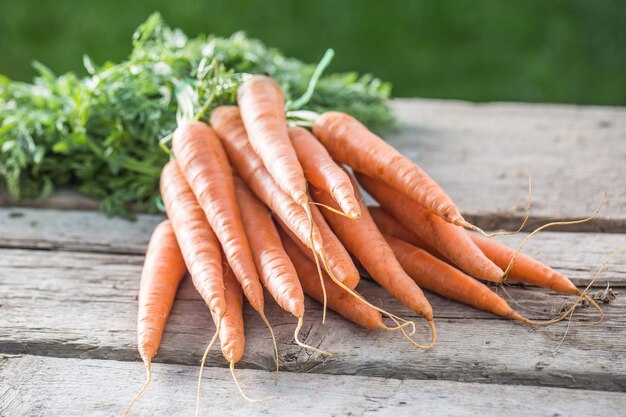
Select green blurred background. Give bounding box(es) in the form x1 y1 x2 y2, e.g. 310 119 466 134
1 0 624 104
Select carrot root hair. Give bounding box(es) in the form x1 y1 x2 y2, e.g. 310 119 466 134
123 360 152 417
459 177 533 238
294 315 333 357
315 243 432 347
195 315 222 417
304 203 328 324
259 310 280 384
512 237 624 327
391 317 437 350
230 360 272 403
502 192 607 281
309 201 360 220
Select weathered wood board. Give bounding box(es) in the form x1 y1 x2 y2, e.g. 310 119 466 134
389 100 626 232
1 243 624 391
2 355 625 417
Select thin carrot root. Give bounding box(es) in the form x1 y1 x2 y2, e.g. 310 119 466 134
294 315 333 357
380 320 415 332
315 243 430 347
259 311 280 384
309 201 360 220
389 317 437 350
510 237 624 327
502 192 607 281
458 177 533 238
304 202 328 324
123 360 152 417
230 361 273 403
195 316 222 417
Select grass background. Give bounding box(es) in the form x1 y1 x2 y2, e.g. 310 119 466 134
1 0 624 104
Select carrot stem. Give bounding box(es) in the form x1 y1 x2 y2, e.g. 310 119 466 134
290 48 335 110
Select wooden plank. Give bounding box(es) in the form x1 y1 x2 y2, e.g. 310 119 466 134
1 247 624 391
1 100 624 231
2 207 624 287
2 355 625 417
386 99 626 232
0 208 163 254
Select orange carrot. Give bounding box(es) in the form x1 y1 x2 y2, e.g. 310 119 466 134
275 203 360 290
313 111 465 226
370 204 579 295
368 205 440 256
215 261 245 367
173 121 264 314
385 235 523 320
160 161 225 317
210 106 324 255
238 75 308 207
356 172 504 283
288 126 360 219
234 175 305 317
125 220 186 416
280 229 384 330
469 234 579 295
311 179 433 321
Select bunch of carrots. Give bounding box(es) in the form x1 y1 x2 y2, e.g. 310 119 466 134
125 74 604 415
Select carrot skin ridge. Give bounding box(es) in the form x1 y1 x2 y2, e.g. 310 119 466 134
234 175 305 317
356 172 504 283
281 229 384 330
238 75 308 206
137 220 186 363
173 121 264 313
385 235 519 320
211 106 324 252
313 111 462 224
370 203 579 296
288 125 360 218
160 161 226 317
311 179 433 320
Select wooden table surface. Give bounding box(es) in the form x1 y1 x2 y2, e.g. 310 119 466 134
1 99 625 416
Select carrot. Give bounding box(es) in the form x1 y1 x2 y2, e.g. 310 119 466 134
160 161 225 317
281 230 385 330
313 111 466 226
124 220 186 416
370 204 580 295
356 172 505 283
368 205 441 256
173 121 264 314
275 203 360 290
288 126 360 219
311 178 433 323
385 234 524 320
238 75 308 207
234 175 316 364
234 175 305 317
469 234 579 295
210 106 324 258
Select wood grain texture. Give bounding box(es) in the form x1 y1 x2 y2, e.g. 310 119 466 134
2 355 625 417
2 207 624 287
1 246 624 391
386 99 626 232
1 100 624 231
